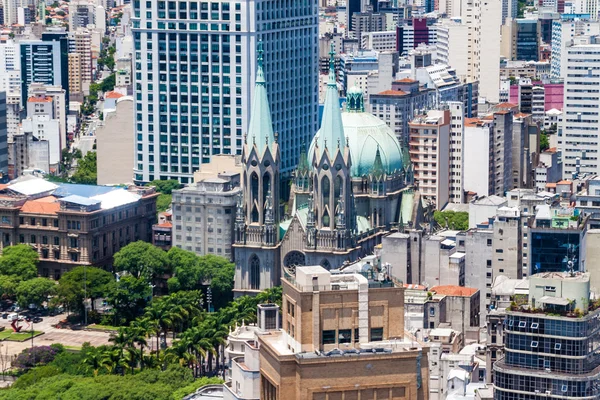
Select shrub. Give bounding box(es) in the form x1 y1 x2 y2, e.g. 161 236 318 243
13 346 59 370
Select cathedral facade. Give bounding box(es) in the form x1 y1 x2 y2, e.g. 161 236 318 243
233 46 426 296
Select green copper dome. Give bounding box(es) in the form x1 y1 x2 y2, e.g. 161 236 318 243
341 111 405 177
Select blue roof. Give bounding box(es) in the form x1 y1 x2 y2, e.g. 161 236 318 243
60 195 101 206
54 183 118 198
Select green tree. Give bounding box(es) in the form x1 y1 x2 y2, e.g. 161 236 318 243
107 275 152 322
56 266 115 314
540 132 550 151
71 151 97 185
433 210 469 230
156 193 172 212
147 179 181 195
197 255 235 309
15 278 56 309
0 275 19 297
0 244 39 280
113 241 169 281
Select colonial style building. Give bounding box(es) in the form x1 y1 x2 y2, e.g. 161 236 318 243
0 177 158 279
233 45 427 295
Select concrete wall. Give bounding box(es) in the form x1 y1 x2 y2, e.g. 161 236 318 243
97 97 134 185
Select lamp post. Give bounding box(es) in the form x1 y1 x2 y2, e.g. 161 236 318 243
84 264 87 326
207 287 213 313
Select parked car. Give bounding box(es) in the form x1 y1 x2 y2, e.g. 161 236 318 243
32 317 43 323
1 313 7 319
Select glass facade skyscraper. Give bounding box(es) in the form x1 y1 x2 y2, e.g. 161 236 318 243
131 0 319 184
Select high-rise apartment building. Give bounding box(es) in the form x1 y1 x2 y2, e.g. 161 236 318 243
409 109 450 209
447 102 464 203
0 92 8 179
68 53 83 95
0 38 20 96
68 0 106 32
68 28 93 95
131 0 318 184
550 17 600 79
559 36 600 178
492 109 514 196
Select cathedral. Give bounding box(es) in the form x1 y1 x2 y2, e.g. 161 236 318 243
233 45 427 295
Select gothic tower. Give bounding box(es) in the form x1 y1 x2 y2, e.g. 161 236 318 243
306 46 355 262
233 42 281 295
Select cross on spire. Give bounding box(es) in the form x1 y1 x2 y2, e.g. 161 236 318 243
257 40 264 70
328 43 336 85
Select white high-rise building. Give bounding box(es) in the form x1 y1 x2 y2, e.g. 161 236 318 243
131 0 319 184
447 101 464 203
2 0 23 26
559 36 600 178
435 20 469 80
461 0 502 103
0 39 20 95
68 1 106 33
550 18 600 79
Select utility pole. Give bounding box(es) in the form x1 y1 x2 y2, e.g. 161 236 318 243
84 265 87 326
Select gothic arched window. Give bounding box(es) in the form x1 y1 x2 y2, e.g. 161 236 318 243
249 254 260 290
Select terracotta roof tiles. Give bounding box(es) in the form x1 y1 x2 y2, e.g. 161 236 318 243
430 285 478 297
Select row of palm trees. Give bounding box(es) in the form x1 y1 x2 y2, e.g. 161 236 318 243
84 287 282 378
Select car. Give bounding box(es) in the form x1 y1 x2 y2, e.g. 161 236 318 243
32 317 43 323
1 313 7 319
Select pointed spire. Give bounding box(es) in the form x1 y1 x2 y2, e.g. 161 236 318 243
297 141 310 173
313 43 345 155
247 40 274 155
372 145 385 179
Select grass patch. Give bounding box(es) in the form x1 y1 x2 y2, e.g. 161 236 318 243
87 324 119 331
0 330 43 342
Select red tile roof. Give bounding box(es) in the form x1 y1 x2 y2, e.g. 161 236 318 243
105 91 124 99
20 200 60 215
28 96 52 103
430 285 478 297
395 78 417 83
377 90 408 96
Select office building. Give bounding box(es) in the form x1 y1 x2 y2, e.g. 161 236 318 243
19 35 69 107
0 177 158 278
351 10 385 45
492 109 514 196
494 272 600 400
502 19 540 61
171 163 241 260
528 205 588 275
131 0 318 184
254 265 430 400
409 109 450 210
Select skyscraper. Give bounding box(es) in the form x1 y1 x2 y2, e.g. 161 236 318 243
131 0 318 184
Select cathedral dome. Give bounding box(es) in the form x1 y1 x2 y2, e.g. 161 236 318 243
308 88 404 177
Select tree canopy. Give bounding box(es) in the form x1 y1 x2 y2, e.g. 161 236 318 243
113 241 170 281
0 245 39 280
107 275 152 323
147 180 181 195
433 210 469 231
57 267 115 313
71 151 97 185
15 278 56 309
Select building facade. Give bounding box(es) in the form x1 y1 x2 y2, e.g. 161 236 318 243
131 0 318 184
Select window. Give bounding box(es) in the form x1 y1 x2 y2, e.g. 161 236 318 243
531 323 539 329
54 237 60 246
518 321 526 328
338 329 351 344
531 341 538 348
370 328 384 342
562 385 568 393
429 307 435 316
322 330 336 345
487 239 492 246
555 343 561 350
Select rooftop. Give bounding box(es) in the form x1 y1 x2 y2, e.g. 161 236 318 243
430 285 478 297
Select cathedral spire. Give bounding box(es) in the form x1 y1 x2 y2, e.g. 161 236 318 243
314 43 345 155
247 40 274 155
371 145 385 179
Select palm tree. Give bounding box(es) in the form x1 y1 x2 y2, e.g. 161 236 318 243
109 327 133 359
82 347 104 377
130 319 151 369
165 340 197 368
144 304 170 354
124 346 140 374
101 348 128 375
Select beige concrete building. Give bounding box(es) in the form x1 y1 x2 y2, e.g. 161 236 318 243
409 109 451 210
69 28 93 95
96 96 134 185
68 53 83 97
257 265 430 400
